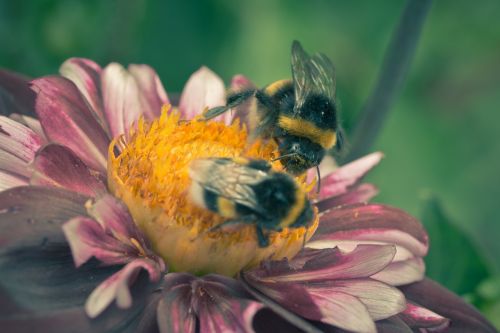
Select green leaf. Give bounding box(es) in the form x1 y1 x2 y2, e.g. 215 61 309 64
420 196 491 295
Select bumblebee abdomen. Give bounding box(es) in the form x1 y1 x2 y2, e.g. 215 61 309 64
202 188 238 218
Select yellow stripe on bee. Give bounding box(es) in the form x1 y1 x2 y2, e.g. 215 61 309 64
217 197 237 218
278 116 337 149
264 79 292 95
280 187 305 228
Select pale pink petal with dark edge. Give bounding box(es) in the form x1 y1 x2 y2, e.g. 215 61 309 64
249 245 395 283
316 183 379 211
31 76 110 172
31 144 106 197
9 113 48 141
63 194 164 268
59 58 106 129
316 152 384 202
246 277 375 333
0 144 31 178
128 64 170 120
310 203 429 259
371 257 425 286
62 216 129 267
87 195 154 256
85 258 163 318
0 115 43 162
401 278 498 333
308 289 376 333
179 66 226 122
0 115 44 190
310 204 428 285
306 279 405 320
399 302 450 332
101 63 144 139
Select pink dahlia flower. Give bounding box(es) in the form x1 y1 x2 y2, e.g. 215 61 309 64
0 61 496 333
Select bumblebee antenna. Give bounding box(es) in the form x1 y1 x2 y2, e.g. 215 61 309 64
316 165 321 194
271 153 298 162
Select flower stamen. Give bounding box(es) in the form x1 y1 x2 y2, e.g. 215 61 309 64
108 106 319 276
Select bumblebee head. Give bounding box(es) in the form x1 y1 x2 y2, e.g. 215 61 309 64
278 136 325 175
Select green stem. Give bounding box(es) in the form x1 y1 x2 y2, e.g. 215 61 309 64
342 0 433 163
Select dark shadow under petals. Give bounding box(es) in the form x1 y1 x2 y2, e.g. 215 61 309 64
400 278 498 333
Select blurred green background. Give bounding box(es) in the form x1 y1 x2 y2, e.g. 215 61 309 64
1 0 499 326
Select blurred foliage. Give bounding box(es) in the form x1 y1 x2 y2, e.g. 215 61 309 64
1 0 500 325
420 197 490 295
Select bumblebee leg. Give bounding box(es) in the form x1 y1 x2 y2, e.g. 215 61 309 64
256 225 269 247
203 89 256 120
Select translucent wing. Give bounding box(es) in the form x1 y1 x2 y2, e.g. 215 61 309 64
291 41 336 110
189 159 269 213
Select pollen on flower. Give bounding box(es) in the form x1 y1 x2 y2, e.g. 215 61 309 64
108 105 319 276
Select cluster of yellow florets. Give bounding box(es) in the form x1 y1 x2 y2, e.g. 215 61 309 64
107 105 318 276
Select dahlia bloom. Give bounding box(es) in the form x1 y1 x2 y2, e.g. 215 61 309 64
0 61 496 333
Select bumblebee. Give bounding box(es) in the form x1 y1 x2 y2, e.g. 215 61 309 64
203 41 342 176
188 157 314 247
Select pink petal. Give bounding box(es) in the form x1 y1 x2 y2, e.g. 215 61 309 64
251 245 396 283
316 183 379 210
31 76 110 173
87 194 146 246
0 115 43 162
0 171 27 190
59 58 106 129
0 186 87 252
128 64 169 120
0 149 31 178
31 144 106 197
9 113 48 142
230 74 255 91
101 63 143 139
227 74 258 128
400 302 450 331
62 216 130 267
157 274 197 333
197 288 263 333
308 289 376 333
318 152 384 201
308 279 405 320
178 67 226 121
312 203 429 258
371 257 425 286
85 258 162 318
244 279 323 322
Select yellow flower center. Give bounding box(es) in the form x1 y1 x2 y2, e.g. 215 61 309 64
108 106 318 276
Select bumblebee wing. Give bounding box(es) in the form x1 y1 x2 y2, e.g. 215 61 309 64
291 41 336 110
189 159 268 213
309 52 336 101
